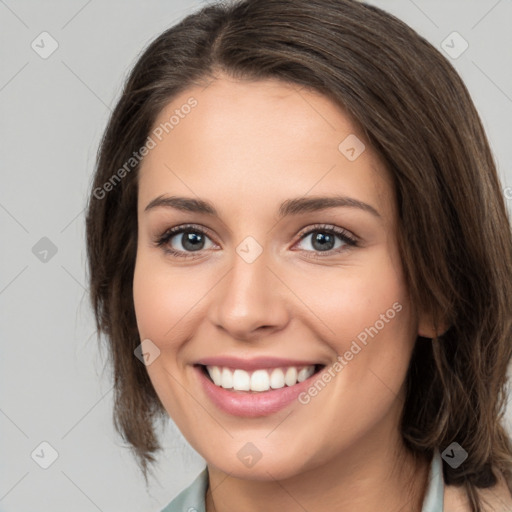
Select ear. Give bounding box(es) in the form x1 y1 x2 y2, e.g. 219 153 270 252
417 310 450 339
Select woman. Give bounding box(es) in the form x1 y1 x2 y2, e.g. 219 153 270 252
85 0 512 510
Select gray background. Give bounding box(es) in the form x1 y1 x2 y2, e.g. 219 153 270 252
1 1 511 511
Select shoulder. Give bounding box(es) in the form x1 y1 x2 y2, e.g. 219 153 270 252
444 473 512 512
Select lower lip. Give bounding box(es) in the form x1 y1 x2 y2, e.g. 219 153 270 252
194 365 322 418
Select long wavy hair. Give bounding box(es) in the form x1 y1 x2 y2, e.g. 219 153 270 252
85 0 512 509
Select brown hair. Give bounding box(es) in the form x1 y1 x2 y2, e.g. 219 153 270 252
85 0 512 509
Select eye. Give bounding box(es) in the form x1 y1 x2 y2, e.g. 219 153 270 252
154 223 358 260
294 224 358 257
155 224 217 259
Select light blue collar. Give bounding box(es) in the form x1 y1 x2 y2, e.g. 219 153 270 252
160 467 208 512
422 450 445 512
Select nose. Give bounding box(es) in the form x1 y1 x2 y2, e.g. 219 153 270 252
208 246 290 341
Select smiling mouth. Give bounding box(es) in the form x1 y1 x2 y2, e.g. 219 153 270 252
196 364 325 393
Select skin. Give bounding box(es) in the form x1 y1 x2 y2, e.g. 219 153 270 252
133 74 438 512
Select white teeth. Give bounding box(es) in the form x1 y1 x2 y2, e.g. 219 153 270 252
221 367 233 389
205 364 317 392
232 369 250 391
297 366 315 382
269 368 285 389
250 369 269 391
209 366 222 386
284 367 298 386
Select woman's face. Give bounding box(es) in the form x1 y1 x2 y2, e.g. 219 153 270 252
133 75 424 479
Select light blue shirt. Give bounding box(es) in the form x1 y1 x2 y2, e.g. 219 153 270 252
161 450 444 512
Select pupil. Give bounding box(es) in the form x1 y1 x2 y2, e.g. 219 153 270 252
182 232 204 251
312 232 334 251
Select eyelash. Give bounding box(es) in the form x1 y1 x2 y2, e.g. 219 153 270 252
154 223 359 260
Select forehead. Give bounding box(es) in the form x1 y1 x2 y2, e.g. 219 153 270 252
148 76 363 154
138 75 394 221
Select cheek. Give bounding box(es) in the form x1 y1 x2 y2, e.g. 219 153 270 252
292 247 411 351
132 260 169 342
290 247 415 413
309 295 412 394
132 253 208 422
133 253 194 342
132 252 219 369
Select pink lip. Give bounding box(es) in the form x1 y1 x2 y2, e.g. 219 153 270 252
193 364 323 417
195 356 321 371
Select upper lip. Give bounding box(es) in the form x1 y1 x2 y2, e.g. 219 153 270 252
195 356 325 371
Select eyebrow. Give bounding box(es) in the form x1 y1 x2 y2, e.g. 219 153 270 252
144 194 381 218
